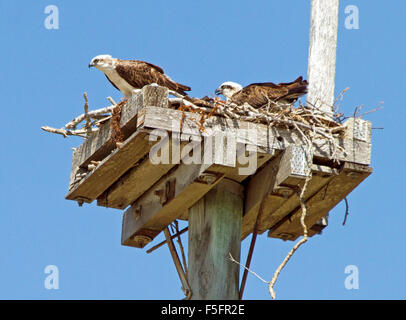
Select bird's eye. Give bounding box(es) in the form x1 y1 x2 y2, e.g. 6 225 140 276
94 59 99 63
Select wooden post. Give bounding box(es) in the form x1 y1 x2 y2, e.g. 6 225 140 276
188 179 243 300
307 0 340 116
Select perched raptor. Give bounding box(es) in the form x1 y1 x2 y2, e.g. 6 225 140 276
215 76 308 108
89 55 191 98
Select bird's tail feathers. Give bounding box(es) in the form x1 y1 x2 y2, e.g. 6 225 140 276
176 83 191 95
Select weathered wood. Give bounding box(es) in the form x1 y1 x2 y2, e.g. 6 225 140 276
258 171 336 240
97 132 177 209
163 227 191 298
100 134 273 209
241 148 337 240
242 152 283 240
208 148 275 183
188 179 243 300
69 85 169 186
268 162 372 240
66 129 151 203
342 118 372 165
307 0 340 116
67 98 370 207
121 162 224 248
138 106 371 166
97 157 175 209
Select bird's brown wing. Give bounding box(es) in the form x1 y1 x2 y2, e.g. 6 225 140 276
235 77 308 108
276 76 308 102
126 60 165 74
231 83 289 108
190 96 214 108
115 60 191 95
278 76 303 86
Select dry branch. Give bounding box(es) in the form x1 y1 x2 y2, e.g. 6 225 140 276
268 150 313 299
164 227 192 300
229 253 269 285
41 126 97 138
44 93 119 140
65 105 115 129
146 227 189 254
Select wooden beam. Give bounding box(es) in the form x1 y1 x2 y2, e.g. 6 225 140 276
139 106 371 166
242 159 338 240
307 0 340 116
99 135 273 209
259 168 337 240
242 152 283 240
66 129 151 203
268 162 372 240
121 162 224 248
188 179 243 300
69 85 168 186
97 132 178 209
66 86 168 204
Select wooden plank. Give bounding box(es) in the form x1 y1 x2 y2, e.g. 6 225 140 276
188 179 243 300
97 158 175 209
241 142 335 240
268 162 372 240
242 152 283 240
66 129 151 203
274 145 312 187
69 85 169 186
307 0 340 116
342 118 372 165
121 162 224 248
208 149 274 183
138 106 371 166
99 134 273 209
97 131 178 209
260 174 336 239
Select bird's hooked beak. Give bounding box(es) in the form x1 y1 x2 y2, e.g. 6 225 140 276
88 62 95 68
215 88 222 96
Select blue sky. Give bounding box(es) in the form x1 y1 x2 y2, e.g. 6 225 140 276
0 0 405 299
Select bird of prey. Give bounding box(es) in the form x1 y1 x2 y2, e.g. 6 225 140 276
88 55 191 98
215 76 308 108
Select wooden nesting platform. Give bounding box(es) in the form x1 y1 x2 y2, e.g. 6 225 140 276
66 85 372 248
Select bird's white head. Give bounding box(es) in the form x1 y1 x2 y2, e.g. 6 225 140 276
215 81 243 101
88 54 116 70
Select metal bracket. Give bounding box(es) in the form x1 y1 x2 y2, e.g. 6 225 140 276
353 118 368 142
132 205 142 220
154 178 176 205
290 145 313 177
195 172 219 185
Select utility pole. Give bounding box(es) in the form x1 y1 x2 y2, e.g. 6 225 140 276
188 179 243 300
307 0 340 117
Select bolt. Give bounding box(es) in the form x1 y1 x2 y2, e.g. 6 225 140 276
132 235 152 247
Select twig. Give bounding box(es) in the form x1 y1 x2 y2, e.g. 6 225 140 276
83 93 92 136
163 227 192 300
174 221 188 277
342 197 350 226
229 253 269 284
146 227 189 254
239 164 276 299
333 87 350 114
268 148 313 299
41 126 97 138
107 96 117 106
65 105 116 129
357 106 384 118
